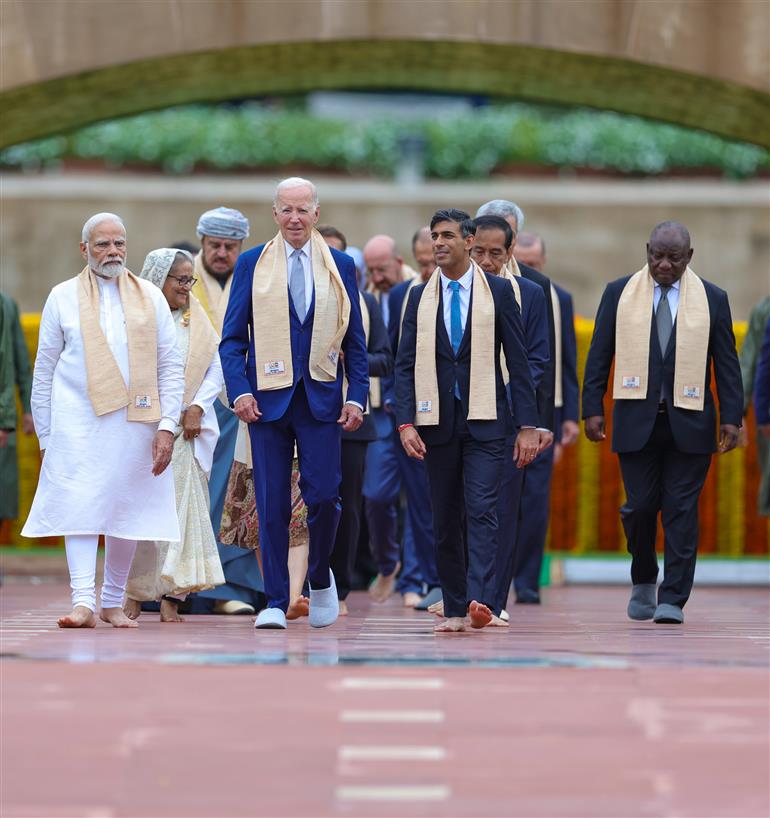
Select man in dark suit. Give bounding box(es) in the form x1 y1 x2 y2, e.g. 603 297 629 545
220 177 369 629
583 221 742 624
381 227 441 610
468 215 549 623
395 209 539 633
476 200 556 438
512 232 580 606
319 228 395 616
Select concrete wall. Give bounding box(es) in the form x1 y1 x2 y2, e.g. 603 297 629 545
1 172 768 320
2 1 769 148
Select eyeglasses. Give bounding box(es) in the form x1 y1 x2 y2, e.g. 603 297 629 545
167 275 197 288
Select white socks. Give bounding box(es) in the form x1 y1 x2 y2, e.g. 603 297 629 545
64 534 138 611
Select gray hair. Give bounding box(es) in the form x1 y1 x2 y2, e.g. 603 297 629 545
273 177 319 207
81 212 125 243
475 200 525 232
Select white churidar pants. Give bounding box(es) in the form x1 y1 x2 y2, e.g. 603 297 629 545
64 535 138 611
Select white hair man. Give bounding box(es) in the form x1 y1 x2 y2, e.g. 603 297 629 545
22 213 184 628
221 177 369 629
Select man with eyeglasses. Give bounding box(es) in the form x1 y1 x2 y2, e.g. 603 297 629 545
220 177 368 629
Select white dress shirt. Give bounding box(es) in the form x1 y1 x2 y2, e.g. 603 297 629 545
653 278 680 322
440 265 473 343
380 290 391 328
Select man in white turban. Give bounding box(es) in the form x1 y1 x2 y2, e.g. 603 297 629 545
22 213 184 628
188 206 264 615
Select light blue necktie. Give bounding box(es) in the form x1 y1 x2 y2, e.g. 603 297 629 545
449 280 462 400
289 249 306 322
449 280 463 354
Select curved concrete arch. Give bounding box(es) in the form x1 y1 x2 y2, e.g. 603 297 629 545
1 0 769 148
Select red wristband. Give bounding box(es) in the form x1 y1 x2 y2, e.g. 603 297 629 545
398 423 414 433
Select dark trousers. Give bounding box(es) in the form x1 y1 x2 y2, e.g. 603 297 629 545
248 381 342 612
618 411 711 609
490 439 525 615
424 401 505 619
513 442 555 601
331 440 368 600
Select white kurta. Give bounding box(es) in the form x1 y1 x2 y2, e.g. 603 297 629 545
22 275 184 540
174 309 223 476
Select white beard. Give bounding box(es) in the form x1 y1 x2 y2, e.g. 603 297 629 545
89 252 125 279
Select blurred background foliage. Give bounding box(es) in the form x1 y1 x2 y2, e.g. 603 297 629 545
2 101 767 179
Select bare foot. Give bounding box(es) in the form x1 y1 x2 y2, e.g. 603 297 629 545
286 595 310 620
434 616 467 633
160 598 184 623
123 598 141 620
57 606 96 629
488 614 509 627
403 591 422 608
428 600 444 617
338 599 349 616
368 561 401 603
99 607 139 628
468 600 493 629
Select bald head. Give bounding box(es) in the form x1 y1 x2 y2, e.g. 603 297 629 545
513 232 546 272
364 234 403 293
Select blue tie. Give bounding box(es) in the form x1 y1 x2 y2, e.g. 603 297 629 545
449 280 462 400
449 280 462 354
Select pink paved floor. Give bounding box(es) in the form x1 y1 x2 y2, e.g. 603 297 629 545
1 582 768 818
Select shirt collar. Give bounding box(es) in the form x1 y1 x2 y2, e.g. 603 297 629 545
654 278 681 291
284 239 311 259
440 264 474 290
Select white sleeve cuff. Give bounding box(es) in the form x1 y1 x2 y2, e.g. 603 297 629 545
158 418 177 434
345 400 365 412
233 393 251 407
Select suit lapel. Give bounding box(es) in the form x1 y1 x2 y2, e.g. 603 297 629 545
457 286 473 358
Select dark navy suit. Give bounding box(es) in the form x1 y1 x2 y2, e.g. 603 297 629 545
376 278 440 594
512 282 579 604
220 243 369 612
395 272 538 618
332 292 393 600
487 275 550 613
583 275 742 608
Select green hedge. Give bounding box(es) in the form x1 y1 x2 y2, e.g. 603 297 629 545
2 103 767 178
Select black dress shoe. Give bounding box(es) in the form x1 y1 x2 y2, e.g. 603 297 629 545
515 592 541 605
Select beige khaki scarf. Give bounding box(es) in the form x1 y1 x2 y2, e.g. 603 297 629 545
358 293 379 410
498 259 521 385
613 266 710 411
182 294 220 406
192 252 232 334
550 284 563 408
414 262 497 426
77 267 160 422
251 229 350 392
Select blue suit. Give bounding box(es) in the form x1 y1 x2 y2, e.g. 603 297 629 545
219 243 369 612
755 315 770 426
488 275 550 614
512 282 580 604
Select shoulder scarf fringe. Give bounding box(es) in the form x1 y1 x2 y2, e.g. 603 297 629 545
192 252 232 334
183 294 220 406
414 262 497 426
613 266 710 411
251 229 350 392
77 267 160 422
